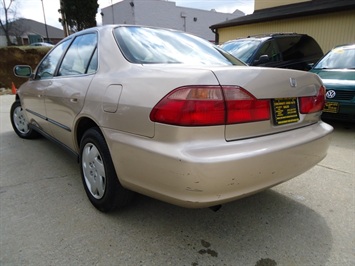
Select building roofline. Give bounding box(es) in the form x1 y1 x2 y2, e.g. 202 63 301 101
5 18 64 38
210 0 355 30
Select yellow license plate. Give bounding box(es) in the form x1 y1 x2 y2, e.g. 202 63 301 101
272 98 300 125
323 102 339 113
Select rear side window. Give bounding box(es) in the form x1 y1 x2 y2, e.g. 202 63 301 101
58 33 98 76
276 35 322 60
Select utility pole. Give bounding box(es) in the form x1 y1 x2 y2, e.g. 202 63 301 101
41 0 50 42
111 0 115 24
59 0 69 36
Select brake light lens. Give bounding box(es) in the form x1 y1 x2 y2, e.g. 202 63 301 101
150 86 270 126
299 86 326 114
223 86 270 123
150 86 225 126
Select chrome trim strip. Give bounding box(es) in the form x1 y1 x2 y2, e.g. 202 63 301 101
26 109 71 132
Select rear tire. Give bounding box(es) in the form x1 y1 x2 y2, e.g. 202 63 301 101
10 100 39 139
80 127 133 212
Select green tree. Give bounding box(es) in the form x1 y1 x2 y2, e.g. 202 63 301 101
59 0 98 33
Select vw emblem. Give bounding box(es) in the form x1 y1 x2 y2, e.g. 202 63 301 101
326 90 336 99
289 78 297 87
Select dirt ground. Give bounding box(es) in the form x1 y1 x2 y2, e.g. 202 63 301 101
0 46 51 91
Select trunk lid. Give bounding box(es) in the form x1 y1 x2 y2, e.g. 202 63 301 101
145 64 324 141
210 66 324 141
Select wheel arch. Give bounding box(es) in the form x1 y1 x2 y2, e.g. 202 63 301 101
75 117 102 150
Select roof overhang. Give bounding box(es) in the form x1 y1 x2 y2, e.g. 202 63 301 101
210 0 355 30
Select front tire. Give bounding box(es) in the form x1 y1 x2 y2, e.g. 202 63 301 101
80 128 133 212
10 100 39 139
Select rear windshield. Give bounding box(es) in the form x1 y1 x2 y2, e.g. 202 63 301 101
220 39 261 63
313 46 355 69
113 26 244 66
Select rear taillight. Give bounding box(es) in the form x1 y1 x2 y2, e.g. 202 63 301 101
150 86 225 126
299 86 326 114
150 86 270 126
223 86 270 124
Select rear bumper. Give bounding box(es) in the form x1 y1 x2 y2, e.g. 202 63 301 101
104 121 333 208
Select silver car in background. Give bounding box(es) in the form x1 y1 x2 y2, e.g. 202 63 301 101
11 25 333 212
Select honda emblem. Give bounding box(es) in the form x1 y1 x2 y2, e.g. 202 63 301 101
289 78 297 87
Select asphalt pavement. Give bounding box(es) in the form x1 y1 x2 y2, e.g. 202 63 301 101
1 94 354 266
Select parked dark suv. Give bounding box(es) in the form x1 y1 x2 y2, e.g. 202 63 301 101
220 33 323 71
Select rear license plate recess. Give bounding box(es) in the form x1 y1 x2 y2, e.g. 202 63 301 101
271 98 300 125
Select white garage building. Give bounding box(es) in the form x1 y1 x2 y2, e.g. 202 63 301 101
100 0 244 42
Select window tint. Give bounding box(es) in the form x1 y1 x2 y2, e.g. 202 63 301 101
114 26 244 66
254 40 281 63
276 36 322 60
36 39 71 79
59 33 97 76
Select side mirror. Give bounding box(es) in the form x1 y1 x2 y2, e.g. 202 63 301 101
13 65 32 78
254 55 269 65
305 63 314 71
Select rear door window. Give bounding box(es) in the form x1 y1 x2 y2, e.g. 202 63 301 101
58 33 98 76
